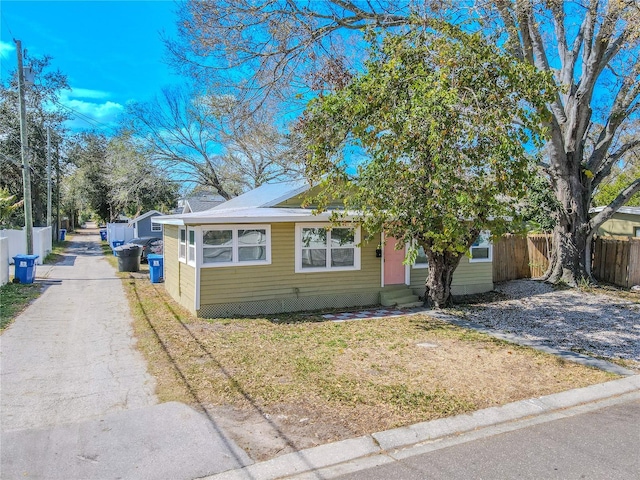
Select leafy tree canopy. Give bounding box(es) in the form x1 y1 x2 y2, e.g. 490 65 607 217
303 29 556 306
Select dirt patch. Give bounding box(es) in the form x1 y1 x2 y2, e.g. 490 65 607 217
124 276 618 462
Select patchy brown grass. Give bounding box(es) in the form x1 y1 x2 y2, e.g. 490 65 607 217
579 283 640 304
120 272 618 461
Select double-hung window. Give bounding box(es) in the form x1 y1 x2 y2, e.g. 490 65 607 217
187 228 196 265
469 231 492 262
295 224 360 272
201 226 270 267
178 227 187 262
151 222 162 232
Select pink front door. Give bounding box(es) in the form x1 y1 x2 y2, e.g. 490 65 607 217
384 237 406 285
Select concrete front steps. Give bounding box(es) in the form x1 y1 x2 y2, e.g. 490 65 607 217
380 285 423 308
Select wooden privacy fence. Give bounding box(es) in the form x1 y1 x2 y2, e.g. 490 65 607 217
494 234 640 288
592 237 640 288
493 234 551 282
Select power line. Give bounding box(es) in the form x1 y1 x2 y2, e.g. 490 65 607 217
52 98 118 131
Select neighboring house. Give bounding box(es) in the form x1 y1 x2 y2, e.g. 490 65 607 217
129 210 163 238
591 206 640 238
152 180 494 318
173 194 226 214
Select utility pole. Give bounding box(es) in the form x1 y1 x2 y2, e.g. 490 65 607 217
56 142 61 241
47 127 53 238
15 39 33 255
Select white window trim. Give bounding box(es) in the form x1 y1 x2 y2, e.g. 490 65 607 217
295 223 361 273
151 222 162 232
178 227 187 263
469 231 493 263
200 225 271 268
187 227 197 266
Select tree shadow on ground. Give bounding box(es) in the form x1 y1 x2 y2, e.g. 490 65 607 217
456 280 640 362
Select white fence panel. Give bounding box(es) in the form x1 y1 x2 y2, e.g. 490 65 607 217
0 227 52 265
34 227 52 263
106 223 135 245
0 237 9 286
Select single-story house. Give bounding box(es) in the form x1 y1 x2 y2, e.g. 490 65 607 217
591 206 640 238
152 180 494 318
129 210 164 238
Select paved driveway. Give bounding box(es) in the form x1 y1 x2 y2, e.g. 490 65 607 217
1 229 157 429
1 228 252 479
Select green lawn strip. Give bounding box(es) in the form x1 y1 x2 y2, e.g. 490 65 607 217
1 239 71 331
43 239 69 264
0 282 42 330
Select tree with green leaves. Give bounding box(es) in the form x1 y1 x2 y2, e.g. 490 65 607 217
0 54 69 226
65 132 113 224
303 29 555 307
593 161 640 208
0 188 24 228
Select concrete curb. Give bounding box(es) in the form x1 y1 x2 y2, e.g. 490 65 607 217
201 376 640 480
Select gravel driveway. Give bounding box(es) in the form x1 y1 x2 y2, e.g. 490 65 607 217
458 280 640 363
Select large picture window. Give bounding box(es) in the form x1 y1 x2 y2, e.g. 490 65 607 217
201 226 270 267
295 224 360 272
469 231 492 263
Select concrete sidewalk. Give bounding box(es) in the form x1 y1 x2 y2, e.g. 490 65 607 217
205 375 640 480
1 229 252 479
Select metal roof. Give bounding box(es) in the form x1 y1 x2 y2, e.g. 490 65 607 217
151 207 358 226
210 179 311 210
590 206 640 216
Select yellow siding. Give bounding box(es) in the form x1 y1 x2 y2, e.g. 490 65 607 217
163 225 197 313
199 223 381 305
410 255 493 296
597 213 640 237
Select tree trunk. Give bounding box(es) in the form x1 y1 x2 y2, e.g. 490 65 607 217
544 152 592 285
424 250 463 308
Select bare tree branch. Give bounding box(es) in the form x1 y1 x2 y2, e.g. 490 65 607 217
589 177 640 231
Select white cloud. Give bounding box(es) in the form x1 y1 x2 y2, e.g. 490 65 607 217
0 40 16 59
67 87 111 100
59 89 124 130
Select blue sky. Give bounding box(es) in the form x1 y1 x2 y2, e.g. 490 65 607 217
0 0 183 131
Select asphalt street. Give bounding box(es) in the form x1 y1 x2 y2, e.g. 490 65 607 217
334 397 640 480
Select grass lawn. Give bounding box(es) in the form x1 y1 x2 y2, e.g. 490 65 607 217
0 239 69 331
118 266 618 461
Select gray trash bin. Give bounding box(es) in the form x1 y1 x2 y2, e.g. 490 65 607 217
115 244 142 272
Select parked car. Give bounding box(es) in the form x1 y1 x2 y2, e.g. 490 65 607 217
124 237 163 263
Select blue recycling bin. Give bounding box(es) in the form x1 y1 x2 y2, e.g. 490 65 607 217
13 254 39 284
112 240 124 255
60 229 66 241
147 254 164 283
100 229 107 241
